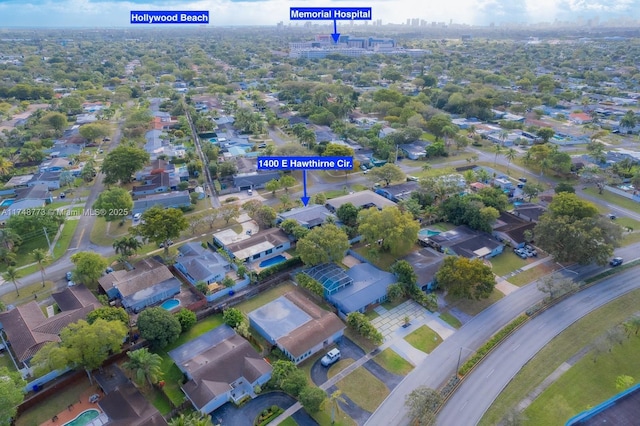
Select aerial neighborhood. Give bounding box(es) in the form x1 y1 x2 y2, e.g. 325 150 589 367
1 8 640 426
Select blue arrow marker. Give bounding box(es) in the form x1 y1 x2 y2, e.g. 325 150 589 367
301 169 310 206
331 19 340 43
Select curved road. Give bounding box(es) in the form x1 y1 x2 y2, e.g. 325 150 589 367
365 244 640 426
436 265 640 426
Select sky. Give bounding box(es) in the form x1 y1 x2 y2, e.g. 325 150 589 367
0 0 638 28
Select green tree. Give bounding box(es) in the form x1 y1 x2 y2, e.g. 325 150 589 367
2 266 20 297
79 122 110 143
299 386 327 413
250 205 277 229
426 114 453 140
522 182 544 202
70 251 108 286
265 179 280 197
101 145 150 184
554 182 575 194
112 236 143 260
42 111 68 134
279 175 297 193
223 308 244 328
137 307 182 349
87 306 129 326
435 256 496 300
0 366 27 425
218 161 237 177
31 248 51 287
133 206 189 256
270 360 297 389
620 110 637 131
242 199 262 216
392 260 417 289
358 206 419 256
322 390 347 425
505 148 518 174
296 224 350 266
535 194 623 265
175 308 197 332
367 163 405 186
30 319 127 384
219 204 241 225
336 202 358 227
536 127 555 143
405 386 443 426
168 412 215 426
93 187 134 222
122 348 163 388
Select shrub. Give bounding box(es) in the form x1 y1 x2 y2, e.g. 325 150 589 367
296 273 324 297
225 196 239 203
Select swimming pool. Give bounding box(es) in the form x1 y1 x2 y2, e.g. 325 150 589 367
419 229 441 237
259 255 286 268
208 138 218 143
63 409 99 426
161 299 180 310
0 199 15 207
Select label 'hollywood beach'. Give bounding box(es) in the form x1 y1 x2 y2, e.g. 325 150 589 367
130 11 209 24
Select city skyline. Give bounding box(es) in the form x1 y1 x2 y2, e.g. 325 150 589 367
0 0 638 28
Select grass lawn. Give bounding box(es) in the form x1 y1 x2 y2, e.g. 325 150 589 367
336 367 389 413
430 222 457 232
480 287 640 426
279 417 299 426
344 327 377 353
507 261 563 286
16 377 92 426
381 296 409 311
324 188 349 199
352 244 419 271
404 325 443 354
327 358 355 379
444 288 505 316
0 351 17 371
583 187 640 213
374 348 414 375
364 310 380 320
90 217 131 246
622 231 640 246
490 251 529 277
234 281 297 314
1 280 55 306
439 311 463 329
53 219 80 259
310 404 356 426
525 334 640 425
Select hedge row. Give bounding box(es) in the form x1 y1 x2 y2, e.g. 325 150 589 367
257 256 303 280
458 314 528 377
296 273 324 297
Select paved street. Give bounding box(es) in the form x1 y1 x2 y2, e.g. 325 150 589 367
437 266 640 426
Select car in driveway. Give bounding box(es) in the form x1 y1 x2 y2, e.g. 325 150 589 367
321 349 341 367
158 240 174 248
513 248 528 259
66 271 73 281
610 257 623 267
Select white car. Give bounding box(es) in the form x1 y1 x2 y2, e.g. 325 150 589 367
133 213 141 221
321 349 341 367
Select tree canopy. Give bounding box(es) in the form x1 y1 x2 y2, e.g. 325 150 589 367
93 187 133 222
358 206 419 256
435 256 496 300
0 366 27 425
87 306 129 326
132 206 188 256
367 163 406 186
101 145 150 184
296 224 350 266
137 307 182 349
70 251 108 285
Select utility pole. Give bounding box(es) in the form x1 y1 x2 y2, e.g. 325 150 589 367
43 227 52 254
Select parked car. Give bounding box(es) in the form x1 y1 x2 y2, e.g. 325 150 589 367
321 349 341 367
517 183 525 189
247 189 253 195
610 257 623 267
407 175 419 181
513 248 528 259
158 240 174 248
59 192 66 199
67 281 75 287
105 267 114 274
133 213 141 221
257 143 267 148
607 213 617 220
66 271 73 281
524 245 538 256
518 177 527 183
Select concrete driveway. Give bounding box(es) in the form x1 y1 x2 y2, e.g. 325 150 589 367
212 391 317 426
310 337 365 386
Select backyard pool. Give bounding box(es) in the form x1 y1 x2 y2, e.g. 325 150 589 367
0 199 15 207
160 299 180 311
63 409 99 426
419 229 441 237
208 138 218 143
259 255 286 268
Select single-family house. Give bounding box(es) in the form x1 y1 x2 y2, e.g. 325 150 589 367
131 172 178 197
492 211 537 248
304 262 397 317
232 171 282 191
400 142 429 160
76 114 97 124
28 171 61 190
0 285 100 369
569 112 593 124
375 181 419 203
378 126 397 138
135 159 189 182
45 143 84 159
169 325 272 414
144 130 168 159
98 258 181 313
248 291 345 364
132 191 191 215
4 174 34 188
325 190 397 213
423 225 504 259
39 157 72 173
175 242 231 285
402 248 444 290
0 199 47 224
221 228 291 265
276 204 335 229
512 203 546 222
493 177 513 190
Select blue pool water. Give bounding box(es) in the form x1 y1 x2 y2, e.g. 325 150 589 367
513 201 523 207
0 199 15 207
419 229 441 237
161 299 180 310
208 138 218 143
63 409 99 426
259 255 286 268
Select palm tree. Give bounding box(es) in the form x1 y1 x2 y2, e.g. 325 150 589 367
620 110 637 132
112 236 143 260
322 390 347 424
3 266 21 296
122 348 163 388
505 148 518 174
168 412 214 426
0 157 13 176
31 248 51 288
493 144 503 167
441 125 458 152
